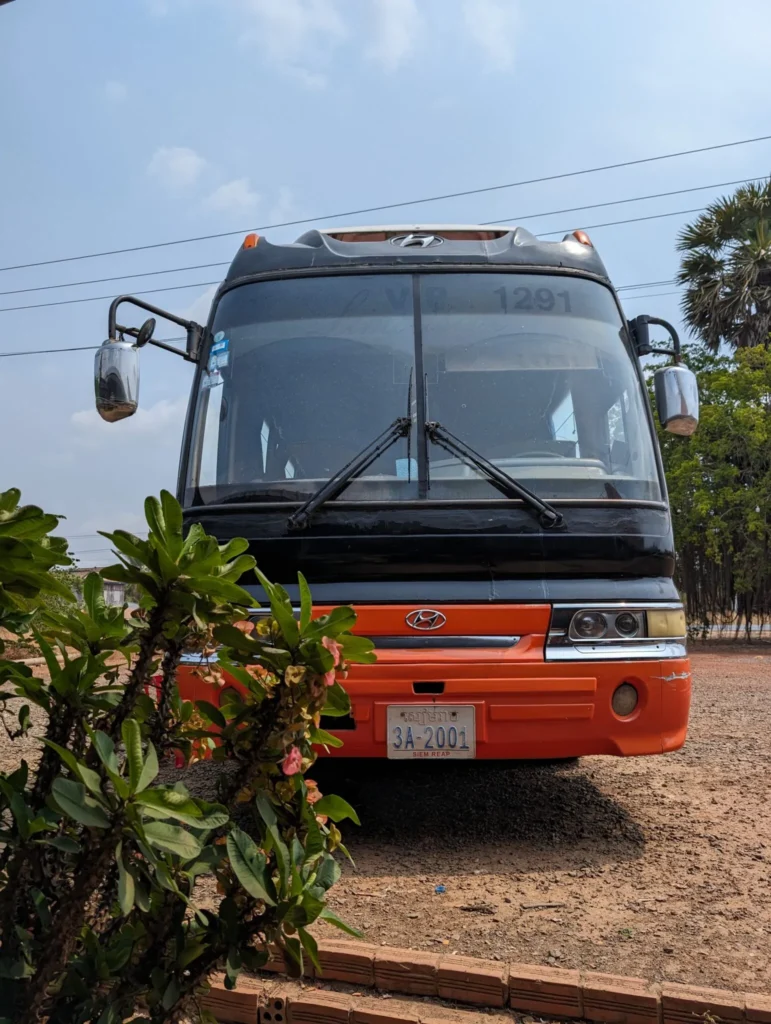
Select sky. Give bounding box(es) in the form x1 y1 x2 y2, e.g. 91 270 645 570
1 0 770 565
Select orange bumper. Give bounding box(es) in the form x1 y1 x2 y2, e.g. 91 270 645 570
176 603 691 761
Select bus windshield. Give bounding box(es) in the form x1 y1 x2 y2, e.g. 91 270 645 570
184 273 662 506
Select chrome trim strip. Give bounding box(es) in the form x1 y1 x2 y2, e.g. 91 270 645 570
374 635 520 649
545 641 687 661
551 602 683 610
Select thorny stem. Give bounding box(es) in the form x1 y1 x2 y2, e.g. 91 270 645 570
149 639 183 750
109 601 170 740
16 824 122 1024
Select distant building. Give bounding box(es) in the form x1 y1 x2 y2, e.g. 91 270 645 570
72 569 127 607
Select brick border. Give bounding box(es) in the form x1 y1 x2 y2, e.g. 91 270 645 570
200 939 769 1024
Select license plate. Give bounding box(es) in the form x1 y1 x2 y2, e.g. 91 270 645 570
386 705 476 759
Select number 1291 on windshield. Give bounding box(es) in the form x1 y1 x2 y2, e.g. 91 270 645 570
386 705 476 759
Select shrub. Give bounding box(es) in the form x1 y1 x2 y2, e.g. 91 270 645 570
0 488 373 1023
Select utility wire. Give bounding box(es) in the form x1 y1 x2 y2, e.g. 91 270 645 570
2 133 770 273
0 338 183 358
0 174 759 300
0 261 230 298
0 199 704 314
482 174 761 229
0 279 220 313
540 205 705 237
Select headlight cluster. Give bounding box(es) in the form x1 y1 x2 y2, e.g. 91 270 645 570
567 606 685 642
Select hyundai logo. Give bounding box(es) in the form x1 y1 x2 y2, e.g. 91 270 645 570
390 233 444 249
405 608 447 631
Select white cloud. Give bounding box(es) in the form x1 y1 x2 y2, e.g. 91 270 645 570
147 146 207 192
367 0 422 72
71 396 188 443
238 0 346 86
104 80 128 102
204 177 260 215
462 0 517 71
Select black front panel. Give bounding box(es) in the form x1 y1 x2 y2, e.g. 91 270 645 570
185 502 675 603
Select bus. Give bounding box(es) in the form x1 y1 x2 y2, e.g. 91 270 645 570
94 224 699 761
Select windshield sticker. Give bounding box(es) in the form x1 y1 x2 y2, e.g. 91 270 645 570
201 370 223 389
395 458 418 480
208 335 230 372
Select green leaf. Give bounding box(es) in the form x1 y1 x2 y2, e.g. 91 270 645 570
31 888 51 929
303 816 325 862
321 680 351 718
117 847 135 916
315 854 341 892
38 835 80 854
298 927 321 972
178 938 208 969
91 729 119 775
255 793 277 828
136 741 159 794
43 741 104 796
122 719 143 793
319 907 362 937
309 727 344 749
137 789 228 829
51 778 111 829
143 821 202 860
255 568 299 648
338 633 377 664
298 572 312 631
195 700 226 729
226 828 277 905
312 794 360 826
83 572 107 620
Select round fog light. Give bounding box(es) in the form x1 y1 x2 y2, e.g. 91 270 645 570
615 611 640 637
573 611 608 639
612 682 638 717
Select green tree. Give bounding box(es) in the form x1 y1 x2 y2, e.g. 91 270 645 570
655 346 771 636
677 179 771 351
0 489 372 1023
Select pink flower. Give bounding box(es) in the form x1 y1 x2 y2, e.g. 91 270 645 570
323 669 336 687
174 750 186 769
322 636 343 667
281 746 303 776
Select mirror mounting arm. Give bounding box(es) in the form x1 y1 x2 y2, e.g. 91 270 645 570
629 314 682 363
108 295 205 363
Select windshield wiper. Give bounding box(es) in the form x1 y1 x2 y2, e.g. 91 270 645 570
425 421 564 529
287 417 412 531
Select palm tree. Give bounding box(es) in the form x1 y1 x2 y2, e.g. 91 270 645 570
677 179 771 351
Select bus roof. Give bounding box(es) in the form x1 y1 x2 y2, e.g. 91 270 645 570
224 224 610 283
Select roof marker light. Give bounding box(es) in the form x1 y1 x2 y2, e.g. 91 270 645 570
243 233 259 249
571 230 593 247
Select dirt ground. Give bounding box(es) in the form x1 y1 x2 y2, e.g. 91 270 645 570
4 647 771 995
309 647 771 993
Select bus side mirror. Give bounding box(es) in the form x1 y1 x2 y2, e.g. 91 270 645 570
94 338 140 422
654 364 699 436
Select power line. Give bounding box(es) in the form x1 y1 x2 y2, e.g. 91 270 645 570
0 338 183 358
482 174 761 230
540 205 705 238
0 261 230 298
0 279 220 313
0 200 706 314
2 174 759 300
2 133 770 273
